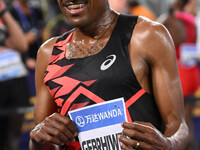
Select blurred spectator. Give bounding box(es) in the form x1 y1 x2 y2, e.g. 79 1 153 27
0 1 27 50
42 0 72 42
0 0 29 150
197 5 200 56
139 0 169 17
108 0 128 13
159 0 198 149
127 0 157 21
183 0 197 16
10 0 43 61
10 0 44 97
42 14 72 42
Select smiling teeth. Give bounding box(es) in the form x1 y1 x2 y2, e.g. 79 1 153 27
68 4 85 9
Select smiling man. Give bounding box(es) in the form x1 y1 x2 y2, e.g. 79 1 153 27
29 0 189 149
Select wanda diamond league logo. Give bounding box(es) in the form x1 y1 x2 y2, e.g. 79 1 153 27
76 116 85 127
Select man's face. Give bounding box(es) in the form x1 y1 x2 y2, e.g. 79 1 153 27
57 0 109 28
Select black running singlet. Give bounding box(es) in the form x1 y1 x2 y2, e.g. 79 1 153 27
44 14 163 149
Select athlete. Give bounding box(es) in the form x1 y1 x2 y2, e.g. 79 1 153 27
29 0 189 149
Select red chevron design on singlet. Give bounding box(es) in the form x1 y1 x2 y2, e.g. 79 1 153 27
44 64 74 83
52 76 81 99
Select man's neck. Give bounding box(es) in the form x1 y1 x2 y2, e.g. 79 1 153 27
75 10 117 38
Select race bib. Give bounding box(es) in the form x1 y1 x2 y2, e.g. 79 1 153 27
69 98 127 150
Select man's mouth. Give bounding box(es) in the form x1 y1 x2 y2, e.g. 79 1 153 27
67 3 86 10
63 0 88 10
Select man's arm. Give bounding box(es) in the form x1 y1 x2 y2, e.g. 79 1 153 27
29 37 78 150
0 0 28 51
119 17 188 149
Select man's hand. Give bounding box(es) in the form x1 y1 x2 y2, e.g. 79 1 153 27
118 121 174 150
30 113 78 146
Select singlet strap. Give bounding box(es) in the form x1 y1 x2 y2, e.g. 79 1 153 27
55 29 74 46
116 14 138 45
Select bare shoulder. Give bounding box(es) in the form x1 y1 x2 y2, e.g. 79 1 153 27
131 16 175 64
133 16 172 43
35 36 59 76
37 36 59 62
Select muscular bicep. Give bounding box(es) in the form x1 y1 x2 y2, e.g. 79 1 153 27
147 23 184 136
131 16 185 136
34 37 58 124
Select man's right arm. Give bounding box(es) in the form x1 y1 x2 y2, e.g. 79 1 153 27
29 37 78 150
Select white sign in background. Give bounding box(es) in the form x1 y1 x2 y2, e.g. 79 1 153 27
69 98 127 150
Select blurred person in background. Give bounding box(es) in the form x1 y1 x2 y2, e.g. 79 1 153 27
159 0 198 149
42 0 72 42
139 0 169 17
0 0 29 150
108 0 128 13
10 0 44 97
127 0 157 21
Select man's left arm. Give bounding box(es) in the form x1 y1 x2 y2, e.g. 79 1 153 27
119 19 189 150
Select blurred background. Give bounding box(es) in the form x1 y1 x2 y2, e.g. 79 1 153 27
0 0 200 150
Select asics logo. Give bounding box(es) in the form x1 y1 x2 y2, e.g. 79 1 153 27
100 55 116 71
